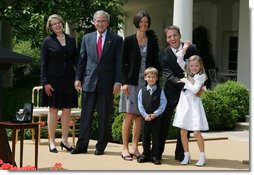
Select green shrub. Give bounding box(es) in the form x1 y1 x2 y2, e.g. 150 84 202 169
213 81 249 122
168 123 180 139
2 87 32 121
90 110 99 139
111 113 125 143
202 90 238 130
13 74 40 88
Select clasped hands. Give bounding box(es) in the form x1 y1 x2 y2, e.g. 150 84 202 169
145 114 157 121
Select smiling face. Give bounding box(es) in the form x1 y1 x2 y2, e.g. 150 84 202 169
138 16 149 32
145 73 158 86
94 15 109 34
50 18 64 34
188 59 201 75
166 29 181 49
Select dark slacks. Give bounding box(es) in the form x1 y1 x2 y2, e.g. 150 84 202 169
159 102 190 161
142 117 161 158
76 88 113 151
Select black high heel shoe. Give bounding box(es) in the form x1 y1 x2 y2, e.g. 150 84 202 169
60 141 73 151
49 144 58 153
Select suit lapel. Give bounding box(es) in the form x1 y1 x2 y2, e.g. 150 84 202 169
100 32 112 60
167 47 177 61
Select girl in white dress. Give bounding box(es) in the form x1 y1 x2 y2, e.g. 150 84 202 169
173 55 209 166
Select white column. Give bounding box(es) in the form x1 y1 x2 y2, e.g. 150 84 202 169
173 0 193 42
250 0 254 90
237 0 250 89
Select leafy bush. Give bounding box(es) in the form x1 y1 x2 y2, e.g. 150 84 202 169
111 113 125 143
13 39 41 88
213 81 249 122
168 122 180 139
2 87 32 121
202 90 238 130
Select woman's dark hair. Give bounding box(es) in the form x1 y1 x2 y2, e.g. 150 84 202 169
133 11 151 28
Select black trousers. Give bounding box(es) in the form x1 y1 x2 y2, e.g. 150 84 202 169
159 102 190 161
76 89 113 151
142 117 161 158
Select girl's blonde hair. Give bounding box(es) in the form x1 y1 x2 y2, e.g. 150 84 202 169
46 14 65 34
186 55 207 80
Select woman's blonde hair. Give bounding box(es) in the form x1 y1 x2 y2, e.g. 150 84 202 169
46 14 65 34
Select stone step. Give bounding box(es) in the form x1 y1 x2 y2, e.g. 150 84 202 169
245 115 249 123
234 122 249 131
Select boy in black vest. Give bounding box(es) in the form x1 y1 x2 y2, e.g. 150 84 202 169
137 67 167 165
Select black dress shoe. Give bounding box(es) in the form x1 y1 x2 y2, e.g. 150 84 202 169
49 144 58 153
137 155 150 163
94 150 104 155
60 141 73 152
151 157 161 165
71 148 87 154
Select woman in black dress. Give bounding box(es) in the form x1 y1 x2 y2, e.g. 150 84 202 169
41 14 78 153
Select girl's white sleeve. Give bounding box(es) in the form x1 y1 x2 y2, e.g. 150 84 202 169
176 50 186 71
185 74 206 94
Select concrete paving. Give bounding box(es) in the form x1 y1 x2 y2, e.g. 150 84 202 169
9 130 249 172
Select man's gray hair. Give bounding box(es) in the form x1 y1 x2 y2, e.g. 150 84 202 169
93 10 110 23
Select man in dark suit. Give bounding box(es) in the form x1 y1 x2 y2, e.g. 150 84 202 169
159 25 198 161
71 10 123 155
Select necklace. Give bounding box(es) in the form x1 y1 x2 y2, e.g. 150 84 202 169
57 34 65 40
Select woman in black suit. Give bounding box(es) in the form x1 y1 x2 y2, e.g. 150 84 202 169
120 11 161 161
41 14 78 153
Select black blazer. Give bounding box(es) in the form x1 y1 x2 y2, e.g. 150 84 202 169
121 34 161 86
40 33 77 85
161 43 198 106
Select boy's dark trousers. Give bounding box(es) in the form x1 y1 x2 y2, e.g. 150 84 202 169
142 117 161 159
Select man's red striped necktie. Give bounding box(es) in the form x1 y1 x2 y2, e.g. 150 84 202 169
97 35 102 59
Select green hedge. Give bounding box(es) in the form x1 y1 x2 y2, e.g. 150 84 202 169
111 113 125 143
213 81 249 122
202 90 238 130
1 87 32 121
